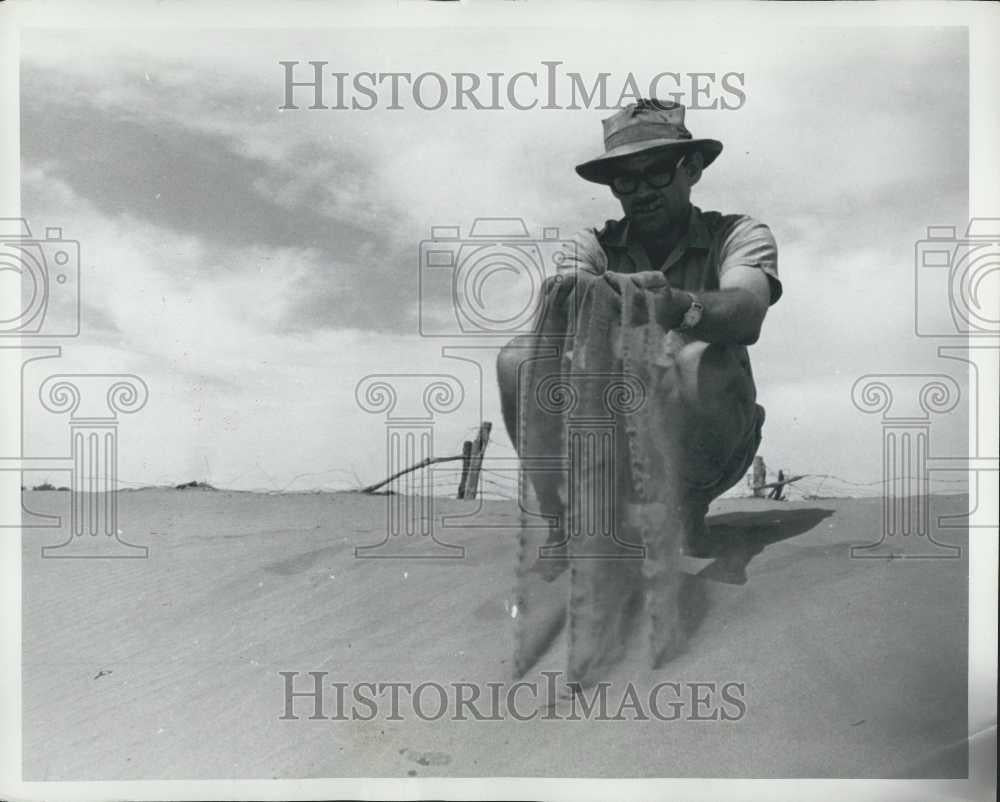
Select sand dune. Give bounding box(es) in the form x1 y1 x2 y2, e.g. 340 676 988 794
21 489 968 779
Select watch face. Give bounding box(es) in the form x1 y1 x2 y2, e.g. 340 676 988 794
680 299 702 330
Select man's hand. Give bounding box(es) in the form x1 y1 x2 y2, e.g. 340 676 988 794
545 269 695 333
602 270 665 295
626 270 669 291
539 269 609 328
602 270 690 330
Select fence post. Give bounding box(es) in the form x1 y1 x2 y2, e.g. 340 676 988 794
464 422 492 500
457 440 473 499
752 456 766 498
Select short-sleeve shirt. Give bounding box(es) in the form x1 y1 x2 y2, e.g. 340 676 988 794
570 205 781 304
559 203 782 391
555 205 780 498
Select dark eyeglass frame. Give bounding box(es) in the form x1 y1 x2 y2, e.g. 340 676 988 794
610 154 687 195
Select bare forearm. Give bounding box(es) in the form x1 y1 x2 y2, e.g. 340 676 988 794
662 286 767 345
540 270 768 346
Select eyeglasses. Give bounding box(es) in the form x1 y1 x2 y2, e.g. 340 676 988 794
610 155 686 195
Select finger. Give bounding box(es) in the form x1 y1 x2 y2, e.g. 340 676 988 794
630 270 668 289
602 272 625 295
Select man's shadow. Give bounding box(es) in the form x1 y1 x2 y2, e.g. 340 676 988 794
679 507 835 637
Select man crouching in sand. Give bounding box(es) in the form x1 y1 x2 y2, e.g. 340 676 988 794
498 98 782 587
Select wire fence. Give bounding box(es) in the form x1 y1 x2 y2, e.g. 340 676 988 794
20 413 970 502
25 464 967 502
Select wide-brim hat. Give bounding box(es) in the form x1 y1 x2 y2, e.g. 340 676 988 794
575 98 723 185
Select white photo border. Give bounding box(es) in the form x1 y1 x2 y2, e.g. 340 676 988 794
0 1 996 800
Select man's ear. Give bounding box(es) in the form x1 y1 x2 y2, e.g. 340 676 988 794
684 150 704 186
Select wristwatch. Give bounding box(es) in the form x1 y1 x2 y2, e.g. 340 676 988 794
677 292 704 331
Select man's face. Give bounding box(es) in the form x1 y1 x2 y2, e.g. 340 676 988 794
609 150 698 235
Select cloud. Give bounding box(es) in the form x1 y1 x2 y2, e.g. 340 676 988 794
21 81 415 331
18 25 971 489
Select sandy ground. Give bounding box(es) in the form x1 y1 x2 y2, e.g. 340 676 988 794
21 489 968 779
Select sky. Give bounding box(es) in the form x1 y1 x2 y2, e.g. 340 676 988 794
17 24 970 498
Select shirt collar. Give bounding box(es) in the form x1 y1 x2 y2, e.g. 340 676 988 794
606 205 711 252
687 205 712 250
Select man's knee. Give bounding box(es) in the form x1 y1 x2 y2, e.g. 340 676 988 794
672 341 748 409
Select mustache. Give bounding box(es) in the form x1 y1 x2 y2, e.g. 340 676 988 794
631 196 663 211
